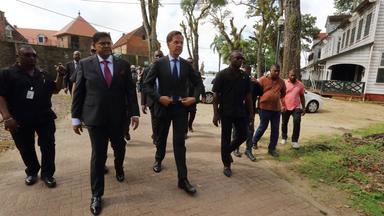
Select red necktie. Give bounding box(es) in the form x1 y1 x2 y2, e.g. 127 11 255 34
102 60 112 86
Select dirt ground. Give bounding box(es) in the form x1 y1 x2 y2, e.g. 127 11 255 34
0 94 383 215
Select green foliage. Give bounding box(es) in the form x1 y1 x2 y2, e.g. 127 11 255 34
334 0 364 14
282 124 384 216
301 14 321 44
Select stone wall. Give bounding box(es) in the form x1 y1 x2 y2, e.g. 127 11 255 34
0 41 87 78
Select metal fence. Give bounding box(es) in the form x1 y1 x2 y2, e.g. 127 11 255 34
302 80 365 96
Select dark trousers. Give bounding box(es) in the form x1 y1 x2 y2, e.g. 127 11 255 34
11 119 56 177
155 103 188 180
221 116 247 166
252 109 280 151
281 109 302 142
232 117 254 152
87 124 126 197
149 105 159 144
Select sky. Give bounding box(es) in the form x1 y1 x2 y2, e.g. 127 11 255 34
2 0 336 71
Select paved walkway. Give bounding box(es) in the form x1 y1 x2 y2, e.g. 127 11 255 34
0 104 333 216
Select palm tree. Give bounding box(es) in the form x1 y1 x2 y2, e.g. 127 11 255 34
210 35 225 72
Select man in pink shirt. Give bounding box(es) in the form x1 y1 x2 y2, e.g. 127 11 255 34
281 69 305 149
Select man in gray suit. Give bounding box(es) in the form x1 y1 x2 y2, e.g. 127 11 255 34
71 32 140 215
141 50 164 145
143 30 203 195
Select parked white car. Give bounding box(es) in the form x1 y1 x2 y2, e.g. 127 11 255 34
304 90 323 113
202 76 215 104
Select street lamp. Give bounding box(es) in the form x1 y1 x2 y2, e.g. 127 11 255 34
275 16 285 64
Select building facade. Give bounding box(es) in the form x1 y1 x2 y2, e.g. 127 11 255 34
302 0 384 101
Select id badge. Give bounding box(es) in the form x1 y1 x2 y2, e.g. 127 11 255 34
26 87 34 100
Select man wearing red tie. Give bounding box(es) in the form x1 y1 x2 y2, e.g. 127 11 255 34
71 32 140 215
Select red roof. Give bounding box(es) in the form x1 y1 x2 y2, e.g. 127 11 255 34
55 15 97 37
17 27 58 46
318 32 327 40
113 26 146 49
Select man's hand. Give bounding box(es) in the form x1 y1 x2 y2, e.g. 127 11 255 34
131 116 139 130
4 118 19 133
55 63 66 77
213 113 221 127
73 124 83 135
301 109 306 116
181 97 196 107
141 105 147 114
64 88 68 94
201 96 206 103
159 96 172 107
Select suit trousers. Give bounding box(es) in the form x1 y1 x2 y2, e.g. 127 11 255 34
87 123 126 197
155 103 188 180
11 119 56 177
221 116 248 167
149 105 159 145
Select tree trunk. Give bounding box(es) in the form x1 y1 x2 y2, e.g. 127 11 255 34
140 0 160 62
281 0 301 79
192 21 199 72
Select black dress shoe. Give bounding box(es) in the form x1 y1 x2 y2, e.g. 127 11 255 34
104 166 109 175
116 170 125 182
223 167 232 177
268 150 279 158
90 196 102 215
25 175 37 186
41 176 57 188
233 148 242 157
178 179 197 194
245 150 256 162
153 161 162 173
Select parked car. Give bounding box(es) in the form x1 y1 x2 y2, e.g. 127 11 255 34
203 76 215 104
304 90 323 113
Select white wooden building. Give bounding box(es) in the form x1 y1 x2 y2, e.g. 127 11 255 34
302 0 384 101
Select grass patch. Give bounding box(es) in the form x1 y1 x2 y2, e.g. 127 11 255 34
282 124 384 216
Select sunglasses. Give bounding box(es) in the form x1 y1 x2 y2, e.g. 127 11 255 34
22 53 37 58
234 56 244 60
155 55 163 58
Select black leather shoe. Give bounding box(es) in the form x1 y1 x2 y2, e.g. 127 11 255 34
104 166 109 175
245 150 256 162
116 170 125 182
90 196 102 215
233 149 242 157
178 179 197 194
25 175 37 186
153 161 162 173
42 176 57 188
223 167 232 177
268 150 279 158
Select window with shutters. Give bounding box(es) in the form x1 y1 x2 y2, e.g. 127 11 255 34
377 53 384 83
364 13 372 37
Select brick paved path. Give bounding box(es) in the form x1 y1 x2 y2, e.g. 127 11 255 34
0 104 333 216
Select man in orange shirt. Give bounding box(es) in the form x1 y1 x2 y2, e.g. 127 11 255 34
281 69 305 149
252 64 285 157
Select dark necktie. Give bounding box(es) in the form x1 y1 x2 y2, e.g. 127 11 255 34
172 59 178 80
102 60 112 87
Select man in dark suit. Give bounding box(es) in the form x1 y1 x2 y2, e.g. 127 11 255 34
64 51 81 95
141 50 164 145
143 30 203 195
71 32 140 215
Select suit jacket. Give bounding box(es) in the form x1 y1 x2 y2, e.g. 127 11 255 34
64 61 77 90
71 55 140 126
143 56 203 116
140 66 155 107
